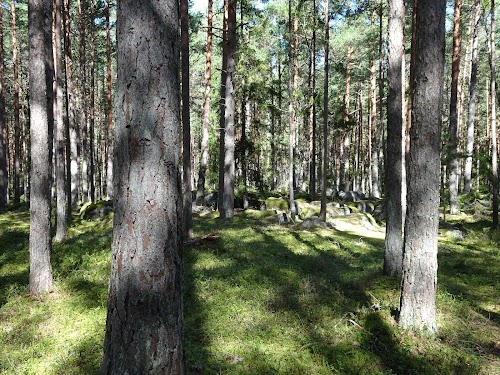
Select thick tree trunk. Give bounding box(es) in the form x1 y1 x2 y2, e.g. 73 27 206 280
196 0 213 206
28 0 54 297
12 0 21 204
490 0 499 229
319 0 329 222
54 0 67 241
0 3 7 209
105 0 113 201
399 0 445 335
448 0 462 215
464 0 481 193
101 0 184 372
385 0 405 277
181 0 192 236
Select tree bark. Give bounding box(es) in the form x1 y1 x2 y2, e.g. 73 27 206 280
105 0 113 201
342 47 353 192
28 0 54 297
399 0 445 335
464 0 481 193
288 0 298 220
12 0 21 204
76 0 86 206
196 0 213 206
308 0 317 201
181 0 192 237
101 0 184 372
0 2 7 209
448 0 462 215
319 0 329 222
369 11 380 198
218 0 228 213
490 0 499 229
384 0 406 277
54 0 67 241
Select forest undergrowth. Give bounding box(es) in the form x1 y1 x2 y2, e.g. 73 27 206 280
0 208 499 374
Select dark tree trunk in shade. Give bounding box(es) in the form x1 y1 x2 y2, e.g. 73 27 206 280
196 0 213 206
464 0 481 193
384 0 405 278
54 0 68 242
448 0 462 215
0 2 7 209
101 0 184 373
308 0 316 201
12 0 21 204
399 0 445 335
288 0 298 221
181 0 192 236
319 0 329 222
490 0 499 229
218 0 228 213
28 0 54 297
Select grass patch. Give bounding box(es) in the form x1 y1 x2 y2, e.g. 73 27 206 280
1 210 499 374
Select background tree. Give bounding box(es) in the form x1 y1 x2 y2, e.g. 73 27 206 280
399 0 445 335
0 1 7 209
101 0 184 372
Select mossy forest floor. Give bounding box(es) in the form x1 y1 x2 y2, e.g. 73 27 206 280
0 208 499 374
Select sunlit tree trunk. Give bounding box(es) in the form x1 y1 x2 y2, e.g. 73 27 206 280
369 11 380 198
29 0 54 297
105 0 113 201
342 47 353 192
196 0 213 206
54 0 67 241
76 0 86 205
12 0 21 204
309 0 317 201
0 3 7 209
385 0 405 277
490 0 499 229
399 0 445 335
464 0 481 193
218 0 228 212
101 0 183 372
448 0 462 215
319 0 329 222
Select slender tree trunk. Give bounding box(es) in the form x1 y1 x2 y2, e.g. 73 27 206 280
105 0 113 201
63 0 76 212
490 0 499 229
221 0 236 219
29 0 54 297
76 0 86 206
399 0 445 335
288 0 298 220
448 0 462 215
271 57 277 191
54 0 67 241
342 47 353 192
181 0 192 236
384 0 406 278
12 0 21 204
309 0 317 201
319 0 329 222
0 3 7 209
378 0 385 190
464 0 481 193
218 0 228 213
101 0 183 372
369 11 380 198
406 0 417 159
196 0 213 206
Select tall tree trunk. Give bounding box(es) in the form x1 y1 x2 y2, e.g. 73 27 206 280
181 0 192 236
105 0 113 201
342 47 353 192
88 0 95 202
218 0 228 213
309 0 317 201
384 0 406 278
369 11 380 198
54 0 67 241
76 0 86 206
196 0 213 206
448 0 462 215
464 0 481 193
319 0 329 222
12 0 21 204
378 0 385 190
399 0 445 335
0 2 7 209
101 0 183 372
288 0 298 220
221 0 236 219
406 0 417 159
490 0 499 229
63 0 76 212
29 0 54 296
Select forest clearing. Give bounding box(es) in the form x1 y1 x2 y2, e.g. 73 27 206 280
1 195 499 374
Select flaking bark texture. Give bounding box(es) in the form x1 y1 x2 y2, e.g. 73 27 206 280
28 0 54 297
384 0 405 278
101 1 184 373
399 0 445 335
